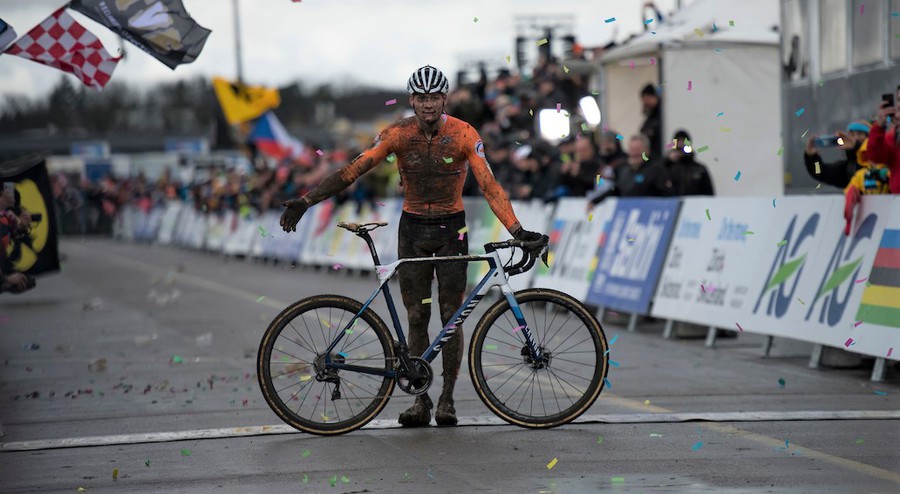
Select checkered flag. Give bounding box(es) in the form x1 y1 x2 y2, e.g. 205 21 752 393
3 7 121 90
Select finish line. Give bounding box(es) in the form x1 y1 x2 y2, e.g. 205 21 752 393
3 410 898 452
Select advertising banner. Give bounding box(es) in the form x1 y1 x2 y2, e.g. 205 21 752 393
651 196 898 360
157 201 184 245
533 198 615 301
585 198 681 314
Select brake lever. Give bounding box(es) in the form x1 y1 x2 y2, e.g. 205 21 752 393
540 245 549 267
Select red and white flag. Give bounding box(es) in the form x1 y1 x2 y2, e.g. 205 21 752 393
3 7 121 90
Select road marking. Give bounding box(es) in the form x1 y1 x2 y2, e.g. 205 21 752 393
3 410 899 452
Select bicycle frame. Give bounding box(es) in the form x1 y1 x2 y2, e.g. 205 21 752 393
322 232 541 379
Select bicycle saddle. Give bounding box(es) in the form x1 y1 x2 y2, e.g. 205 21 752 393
337 221 388 233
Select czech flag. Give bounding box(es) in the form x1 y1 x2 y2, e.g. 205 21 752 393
249 111 304 161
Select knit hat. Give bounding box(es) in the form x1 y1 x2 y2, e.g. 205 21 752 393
846 120 871 133
641 83 657 97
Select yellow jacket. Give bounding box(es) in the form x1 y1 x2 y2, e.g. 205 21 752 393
844 138 891 195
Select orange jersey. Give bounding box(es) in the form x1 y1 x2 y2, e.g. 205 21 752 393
311 114 519 231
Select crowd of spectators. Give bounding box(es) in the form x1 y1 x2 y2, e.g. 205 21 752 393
51 37 721 235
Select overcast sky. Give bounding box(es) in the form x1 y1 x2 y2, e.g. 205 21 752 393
0 0 690 99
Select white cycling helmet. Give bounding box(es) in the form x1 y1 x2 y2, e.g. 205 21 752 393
407 65 450 94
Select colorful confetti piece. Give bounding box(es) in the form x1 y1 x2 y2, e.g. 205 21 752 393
616 133 624 140
888 347 894 357
537 38 548 46
473 16 478 22
773 198 777 208
687 80 693 91
729 20 735 26
609 360 620 367
547 458 558 469
644 19 653 25
386 154 396 163
644 399 651 405
145 459 151 467
874 390 887 396
422 298 432 304
604 17 616 23
778 378 786 387
302 449 311 458
597 435 604 444
853 321 863 328
691 441 704 451
385 99 397 106
256 296 266 303
720 127 732 132
716 112 725 117
506 55 511 63
113 468 119 480
705 209 711 221
795 107 805 117
171 355 183 364
563 65 570 74
443 157 453 163
331 263 343 270
513 325 525 333
776 240 787 247
696 145 709 153
641 152 649 161
556 102 561 113
609 334 618 345
734 171 742 181
855 277 867 284
484 344 498 351
798 298 806 305
855 438 864 445
736 322 744 332
777 146 784 156
342 476 350 483
845 338 854 347
611 477 625 483
694 28 704 37
604 377 612 389
744 231 754 235
316 149 324 156
181 449 192 456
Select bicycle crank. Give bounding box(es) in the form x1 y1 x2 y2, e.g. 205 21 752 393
396 356 433 395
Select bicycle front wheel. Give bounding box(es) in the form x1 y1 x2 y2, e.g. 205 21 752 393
469 288 608 428
258 295 395 435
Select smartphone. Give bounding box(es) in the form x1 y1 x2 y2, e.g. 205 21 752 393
30 213 42 222
814 135 843 147
883 93 895 109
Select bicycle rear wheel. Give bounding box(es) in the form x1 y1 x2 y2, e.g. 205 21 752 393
257 295 395 435
469 288 608 428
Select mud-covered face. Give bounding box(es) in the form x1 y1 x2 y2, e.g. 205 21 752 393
409 93 447 125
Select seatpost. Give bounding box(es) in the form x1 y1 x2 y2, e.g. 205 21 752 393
359 231 381 265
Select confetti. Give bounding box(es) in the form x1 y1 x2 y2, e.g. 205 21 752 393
506 55 511 63
650 57 656 65
687 80 693 91
300 375 312 382
693 28 704 37
609 334 618 345
641 152 649 161
556 103 561 113
705 208 711 221
603 377 612 389
145 459 151 467
609 360 620 367
588 213 593 222
855 438 864 445
859 4 864 14
855 277 867 284
597 436 604 444
302 449 311 458
874 390 888 396
604 17 616 23
720 127 732 132
701 284 706 294
458 226 468 240
736 322 744 332
814 162 821 175
329 476 337 487
644 399 651 405
691 441 704 451
616 133 624 140
629 60 635 69
181 449 192 456
716 112 725 117
113 468 119 480
563 65 570 74
427 468 434 480
386 154 396 163
342 476 350 483
256 296 266 303
385 99 397 106
795 107 805 117
743 231 754 235
734 171 742 181
473 16 478 22
696 145 709 153
512 325 525 333
773 198 777 208
77 489 87 493
421 298 432 304
644 18 653 25
375 201 386 206
332 263 343 270
537 38 548 46
778 378 786 387
777 146 784 156
484 344 498 350
785 439 790 449
729 20 735 26
844 338 854 347
611 477 625 483
798 298 806 305
801 129 810 138
547 458 558 469
776 240 787 247
316 149 324 156
889 348 894 357
171 355 183 364
650 433 664 437
302 474 308 483
853 321 863 328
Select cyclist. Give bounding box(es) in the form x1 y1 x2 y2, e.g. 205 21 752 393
280 65 546 427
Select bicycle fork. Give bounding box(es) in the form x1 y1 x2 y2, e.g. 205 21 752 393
500 284 545 367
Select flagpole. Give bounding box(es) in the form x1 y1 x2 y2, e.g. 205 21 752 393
232 0 244 84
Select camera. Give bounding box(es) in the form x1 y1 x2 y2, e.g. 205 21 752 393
814 135 844 148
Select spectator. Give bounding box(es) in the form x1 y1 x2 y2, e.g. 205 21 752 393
554 136 602 198
664 129 714 195
0 183 36 295
640 83 663 158
586 130 627 205
588 134 673 207
804 121 871 189
866 95 900 194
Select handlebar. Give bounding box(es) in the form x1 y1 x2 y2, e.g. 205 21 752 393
484 235 550 276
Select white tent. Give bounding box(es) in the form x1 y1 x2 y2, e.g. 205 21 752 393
600 0 782 197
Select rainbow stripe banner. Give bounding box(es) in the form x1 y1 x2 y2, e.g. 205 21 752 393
857 229 900 328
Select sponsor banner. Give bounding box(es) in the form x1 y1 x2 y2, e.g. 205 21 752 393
298 200 347 265
464 198 498 287
651 196 898 360
223 212 258 257
533 197 616 301
853 196 900 360
585 198 681 314
204 211 231 252
157 201 184 245
371 198 403 266
256 212 282 259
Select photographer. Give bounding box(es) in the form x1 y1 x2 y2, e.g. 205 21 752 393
866 91 900 194
0 182 36 295
804 121 872 189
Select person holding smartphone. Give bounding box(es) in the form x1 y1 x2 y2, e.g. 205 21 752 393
865 91 900 194
803 120 873 189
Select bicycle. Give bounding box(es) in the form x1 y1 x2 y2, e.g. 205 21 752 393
258 220 609 435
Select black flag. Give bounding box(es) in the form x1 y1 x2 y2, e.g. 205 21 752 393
69 0 211 70
0 155 60 276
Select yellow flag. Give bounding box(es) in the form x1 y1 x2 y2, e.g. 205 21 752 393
213 76 281 125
